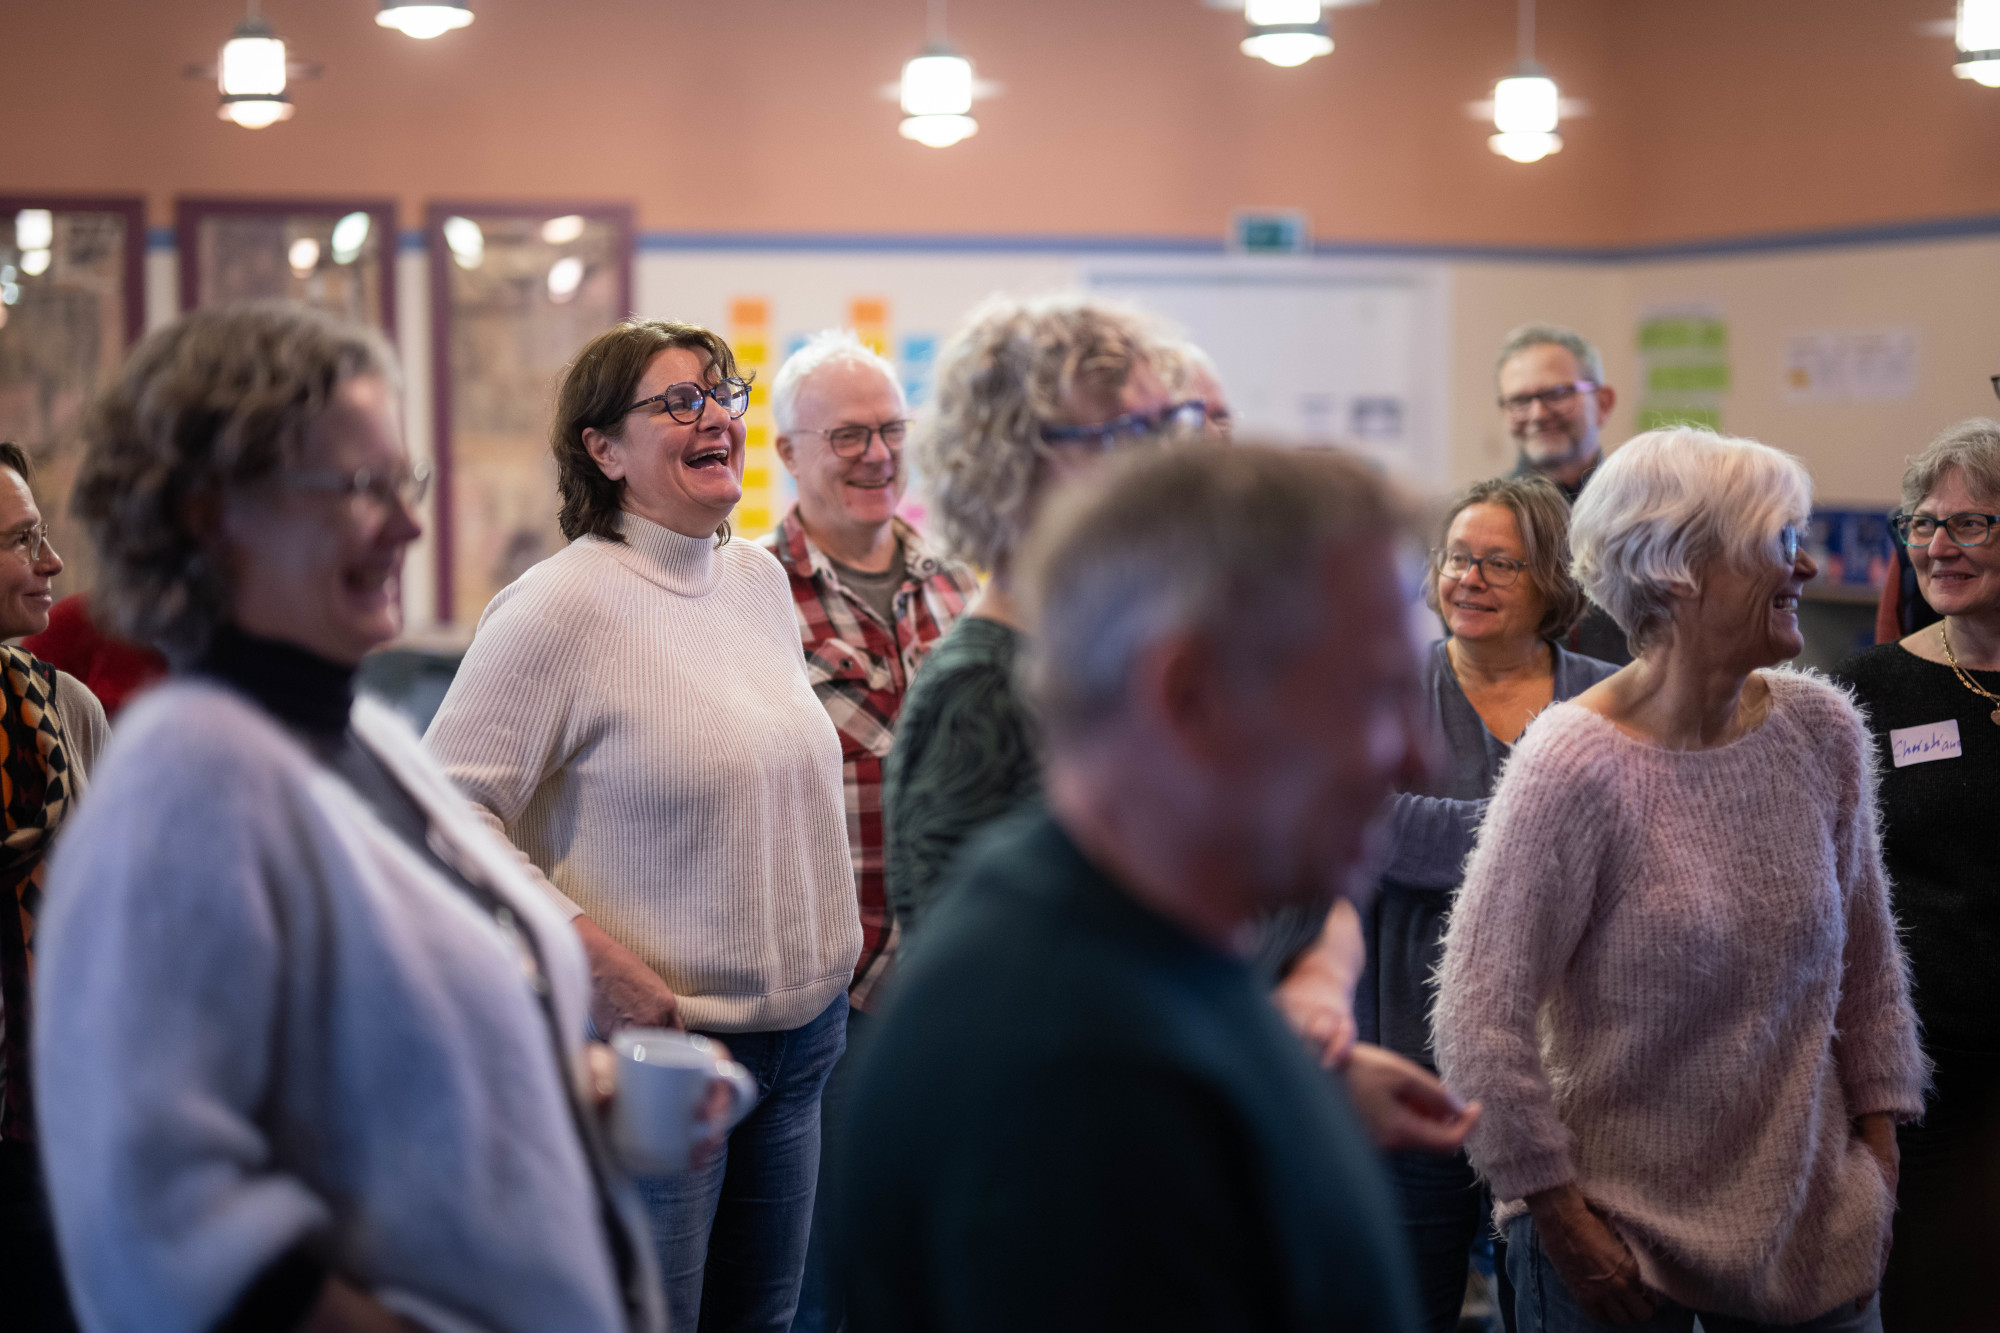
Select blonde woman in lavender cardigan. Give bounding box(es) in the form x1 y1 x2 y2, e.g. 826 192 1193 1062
1433 427 1926 1333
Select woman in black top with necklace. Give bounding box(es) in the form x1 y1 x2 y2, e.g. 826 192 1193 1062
1833 418 2000 1333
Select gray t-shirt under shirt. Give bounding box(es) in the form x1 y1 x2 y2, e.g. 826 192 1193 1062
829 539 908 628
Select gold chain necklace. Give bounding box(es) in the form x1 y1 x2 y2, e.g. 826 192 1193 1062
1938 622 2000 726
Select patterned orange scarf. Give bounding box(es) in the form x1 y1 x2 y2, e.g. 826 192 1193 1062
0 647 72 1141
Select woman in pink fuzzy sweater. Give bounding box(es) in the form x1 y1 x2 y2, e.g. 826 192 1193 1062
1434 427 1927 1333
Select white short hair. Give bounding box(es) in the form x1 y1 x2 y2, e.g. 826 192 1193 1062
1569 427 1812 654
770 329 905 435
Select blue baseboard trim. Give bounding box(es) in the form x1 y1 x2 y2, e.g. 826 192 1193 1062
140 212 2000 264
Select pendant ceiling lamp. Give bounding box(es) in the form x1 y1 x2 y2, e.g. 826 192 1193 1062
1241 0 1334 68
377 0 474 41
217 2 292 128
1488 0 1561 163
900 0 979 148
1956 0 2000 86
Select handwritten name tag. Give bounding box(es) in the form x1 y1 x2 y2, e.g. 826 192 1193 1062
1890 719 1962 768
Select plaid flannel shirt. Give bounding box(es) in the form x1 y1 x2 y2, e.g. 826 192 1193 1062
760 508 979 1011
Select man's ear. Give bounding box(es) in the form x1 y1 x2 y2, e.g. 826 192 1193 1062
774 433 797 475
582 426 625 481
1594 383 1617 418
1130 630 1234 767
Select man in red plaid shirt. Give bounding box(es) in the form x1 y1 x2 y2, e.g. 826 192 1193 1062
766 331 977 1332
761 332 978 1015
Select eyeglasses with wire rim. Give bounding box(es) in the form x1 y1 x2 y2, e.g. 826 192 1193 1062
283 462 433 513
626 378 753 425
1435 549 1526 588
1039 400 1207 452
0 523 52 565
1498 381 1598 418
798 419 912 459
1892 510 2000 548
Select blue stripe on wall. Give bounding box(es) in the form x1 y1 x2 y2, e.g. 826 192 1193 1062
140 212 2000 264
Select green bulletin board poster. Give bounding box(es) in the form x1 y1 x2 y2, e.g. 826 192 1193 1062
1637 309 1729 432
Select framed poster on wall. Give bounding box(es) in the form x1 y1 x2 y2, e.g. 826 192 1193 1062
426 201 633 626
176 197 398 333
0 194 146 602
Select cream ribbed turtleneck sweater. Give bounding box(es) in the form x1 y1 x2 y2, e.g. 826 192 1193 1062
425 514 860 1034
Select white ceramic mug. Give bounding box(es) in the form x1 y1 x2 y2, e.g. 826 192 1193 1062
609 1029 759 1177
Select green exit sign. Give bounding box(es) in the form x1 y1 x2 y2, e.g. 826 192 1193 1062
1230 210 1310 254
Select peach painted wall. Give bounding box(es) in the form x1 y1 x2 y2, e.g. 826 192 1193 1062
1 0 1992 248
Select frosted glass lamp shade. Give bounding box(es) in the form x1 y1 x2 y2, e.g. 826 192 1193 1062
1489 130 1562 162
1245 0 1322 21
1493 75 1559 134
1956 0 2000 83
218 20 292 127
1241 1 1332 66
899 114 978 147
901 53 974 116
377 1 473 39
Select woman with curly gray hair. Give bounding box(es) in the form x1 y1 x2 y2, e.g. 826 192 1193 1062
35 303 661 1333
1434 427 1925 1333
881 294 1196 934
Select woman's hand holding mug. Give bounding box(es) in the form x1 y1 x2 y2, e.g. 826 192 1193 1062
602 1029 759 1176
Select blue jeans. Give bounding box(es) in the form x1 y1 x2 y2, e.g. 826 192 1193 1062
1505 1215 1883 1333
637 993 848 1333
1389 1146 1512 1333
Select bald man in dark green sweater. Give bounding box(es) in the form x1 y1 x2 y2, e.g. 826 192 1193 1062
829 445 1429 1333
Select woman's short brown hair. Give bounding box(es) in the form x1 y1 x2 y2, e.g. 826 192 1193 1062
0 442 33 488
74 302 396 660
1424 474 1589 643
552 319 746 543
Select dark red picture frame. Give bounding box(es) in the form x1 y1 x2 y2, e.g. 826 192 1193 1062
0 194 147 348
175 195 399 333
424 200 634 624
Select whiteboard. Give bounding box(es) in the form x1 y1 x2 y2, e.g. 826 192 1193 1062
628 246 1450 532
1085 257 1449 475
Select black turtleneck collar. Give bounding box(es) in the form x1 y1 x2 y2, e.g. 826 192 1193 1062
197 625 357 740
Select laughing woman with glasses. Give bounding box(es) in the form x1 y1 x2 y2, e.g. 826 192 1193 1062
1435 427 1924 1333
425 319 859 1333
1832 418 2000 1333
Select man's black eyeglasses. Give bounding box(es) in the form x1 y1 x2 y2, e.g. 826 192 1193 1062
1040 400 1206 452
627 379 752 424
1499 381 1597 417
800 420 911 459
